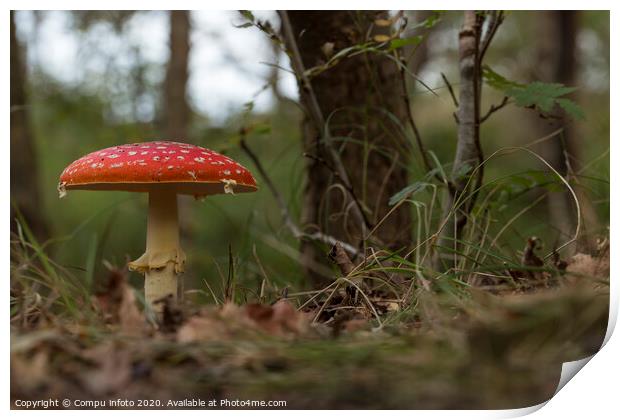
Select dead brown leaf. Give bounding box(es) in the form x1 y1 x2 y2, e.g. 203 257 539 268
177 300 308 343
243 299 307 336
80 342 132 395
11 349 49 393
565 252 610 286
176 311 231 343
93 266 145 335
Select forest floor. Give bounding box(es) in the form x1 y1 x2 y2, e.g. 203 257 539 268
10 240 609 410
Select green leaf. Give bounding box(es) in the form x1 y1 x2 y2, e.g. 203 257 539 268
239 10 255 22
482 65 523 91
407 11 443 31
388 35 423 51
556 98 586 120
423 12 442 28
389 181 431 206
483 66 585 120
507 82 576 112
234 22 254 29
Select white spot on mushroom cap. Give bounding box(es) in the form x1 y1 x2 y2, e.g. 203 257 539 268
194 157 205 163
221 179 237 194
128 151 137 156
108 154 120 159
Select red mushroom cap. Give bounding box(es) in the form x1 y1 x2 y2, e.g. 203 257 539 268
58 141 257 196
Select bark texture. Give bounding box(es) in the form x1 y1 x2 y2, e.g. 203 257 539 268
10 11 49 240
533 11 599 248
164 10 191 140
287 11 412 285
436 11 482 268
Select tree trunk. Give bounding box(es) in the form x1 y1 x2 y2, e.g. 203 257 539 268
163 11 191 300
286 11 412 286
164 10 191 140
533 11 598 250
10 11 49 241
436 11 482 269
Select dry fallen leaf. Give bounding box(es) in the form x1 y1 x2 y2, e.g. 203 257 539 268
11 349 49 393
94 266 145 335
565 252 610 286
177 311 232 343
177 300 308 343
80 342 132 395
373 34 392 43
374 18 393 27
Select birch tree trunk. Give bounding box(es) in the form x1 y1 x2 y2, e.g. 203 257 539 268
436 11 482 269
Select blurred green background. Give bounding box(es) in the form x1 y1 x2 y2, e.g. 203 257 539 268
11 10 609 300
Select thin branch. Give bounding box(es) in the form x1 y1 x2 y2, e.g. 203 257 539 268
441 72 459 107
397 55 441 180
467 12 486 216
240 134 359 257
480 96 509 123
479 11 504 63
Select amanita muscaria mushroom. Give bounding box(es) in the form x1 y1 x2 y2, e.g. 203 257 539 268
58 141 257 312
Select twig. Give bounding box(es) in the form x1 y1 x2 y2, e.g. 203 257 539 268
480 96 509 123
397 51 438 179
328 243 356 276
278 10 369 236
479 11 504 63
240 135 359 257
441 72 459 107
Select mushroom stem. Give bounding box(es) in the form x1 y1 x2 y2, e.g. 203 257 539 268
145 190 180 309
129 189 186 313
